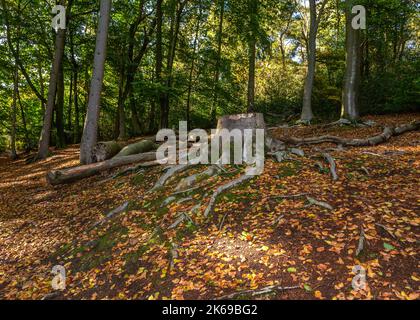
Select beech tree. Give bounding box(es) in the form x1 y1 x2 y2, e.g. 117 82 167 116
300 0 327 124
80 0 112 164
341 0 362 121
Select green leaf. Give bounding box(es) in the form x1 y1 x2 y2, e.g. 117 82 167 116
304 284 312 292
383 243 395 251
287 267 297 273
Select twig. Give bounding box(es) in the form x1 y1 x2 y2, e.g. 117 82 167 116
375 223 396 239
216 285 300 300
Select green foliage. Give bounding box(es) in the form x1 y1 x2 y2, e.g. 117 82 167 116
0 0 418 154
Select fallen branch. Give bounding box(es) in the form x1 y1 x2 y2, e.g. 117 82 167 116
375 223 396 240
47 152 157 185
114 140 157 158
216 285 300 300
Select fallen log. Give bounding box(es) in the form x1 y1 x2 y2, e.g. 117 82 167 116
47 152 157 185
114 140 158 158
91 141 123 163
280 121 419 147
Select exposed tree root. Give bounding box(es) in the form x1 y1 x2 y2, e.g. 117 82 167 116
204 173 253 217
356 227 366 256
322 153 338 181
89 201 129 230
151 164 192 191
280 121 419 147
216 284 300 300
176 165 221 192
306 196 334 211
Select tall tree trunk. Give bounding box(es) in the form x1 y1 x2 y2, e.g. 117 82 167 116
10 62 18 160
80 0 112 164
210 0 225 124
186 0 202 128
36 0 68 159
67 73 73 132
341 0 361 121
160 0 185 129
129 87 142 135
56 63 65 148
38 59 46 115
117 65 126 140
300 0 317 123
247 0 257 113
17 84 30 151
155 0 164 129
73 69 80 143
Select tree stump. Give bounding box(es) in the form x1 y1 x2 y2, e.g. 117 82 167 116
216 113 266 133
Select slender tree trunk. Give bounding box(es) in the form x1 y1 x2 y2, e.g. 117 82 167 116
247 0 257 113
67 73 73 132
341 0 361 121
38 59 46 115
156 0 164 129
80 0 112 164
117 65 126 140
160 0 185 129
129 87 142 135
73 69 80 143
210 0 225 124
17 84 30 151
186 1 202 128
36 0 68 159
56 63 65 148
300 0 317 123
10 62 18 160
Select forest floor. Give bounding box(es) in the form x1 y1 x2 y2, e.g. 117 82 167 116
0 114 419 300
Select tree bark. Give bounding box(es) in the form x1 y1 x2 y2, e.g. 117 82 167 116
10 61 18 160
210 0 225 124
155 0 164 129
160 0 185 129
341 0 361 121
91 141 123 163
47 152 157 186
80 0 112 164
56 63 65 148
36 0 68 159
247 0 257 113
186 1 202 128
300 0 317 123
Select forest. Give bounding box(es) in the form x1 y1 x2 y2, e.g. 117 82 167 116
0 0 419 301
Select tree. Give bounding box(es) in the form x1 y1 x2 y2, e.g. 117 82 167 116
341 0 362 121
247 0 258 113
80 0 112 164
300 0 327 123
36 0 69 159
210 0 225 124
